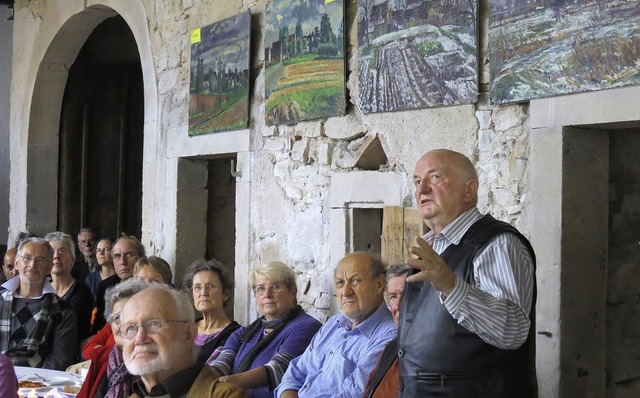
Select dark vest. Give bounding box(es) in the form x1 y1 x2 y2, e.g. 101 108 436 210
398 215 536 398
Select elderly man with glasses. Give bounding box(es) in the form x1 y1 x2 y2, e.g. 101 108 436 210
0 237 78 370
119 284 248 397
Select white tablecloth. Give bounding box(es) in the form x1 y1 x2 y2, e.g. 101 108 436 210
14 366 82 397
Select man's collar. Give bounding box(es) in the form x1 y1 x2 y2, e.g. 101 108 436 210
425 207 482 245
0 276 54 298
337 301 391 339
132 362 203 397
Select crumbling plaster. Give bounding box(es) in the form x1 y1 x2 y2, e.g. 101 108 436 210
10 0 530 322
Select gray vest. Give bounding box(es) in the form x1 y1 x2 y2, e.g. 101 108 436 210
398 215 536 398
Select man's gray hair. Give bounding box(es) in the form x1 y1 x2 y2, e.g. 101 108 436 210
44 231 77 262
104 278 150 319
114 234 146 258
387 263 411 279
17 237 54 263
77 227 97 241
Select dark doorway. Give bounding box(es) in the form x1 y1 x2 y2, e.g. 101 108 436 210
206 157 237 318
58 16 143 239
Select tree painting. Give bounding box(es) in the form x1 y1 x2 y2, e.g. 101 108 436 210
189 12 251 135
490 0 640 104
357 0 478 114
264 0 346 125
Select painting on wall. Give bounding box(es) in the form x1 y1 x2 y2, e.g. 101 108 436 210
189 12 251 135
490 1 640 104
264 0 346 125
357 0 478 114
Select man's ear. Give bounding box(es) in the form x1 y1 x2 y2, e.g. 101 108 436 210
376 275 386 295
186 321 198 342
464 179 478 204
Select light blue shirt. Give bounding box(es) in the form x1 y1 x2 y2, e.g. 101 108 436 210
275 302 397 398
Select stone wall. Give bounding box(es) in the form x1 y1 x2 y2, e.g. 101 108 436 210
9 0 530 322
143 0 530 319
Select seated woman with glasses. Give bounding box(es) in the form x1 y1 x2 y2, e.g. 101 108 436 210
76 278 149 398
210 261 322 398
182 259 241 365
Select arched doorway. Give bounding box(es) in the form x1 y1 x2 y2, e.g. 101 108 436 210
57 15 143 239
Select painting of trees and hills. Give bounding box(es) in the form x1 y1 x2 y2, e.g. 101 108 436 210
264 0 346 125
189 12 250 135
490 0 640 104
357 0 478 114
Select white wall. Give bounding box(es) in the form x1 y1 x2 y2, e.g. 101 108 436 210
0 6 12 247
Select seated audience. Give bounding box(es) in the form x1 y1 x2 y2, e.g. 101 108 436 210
211 261 321 398
0 237 78 369
182 259 241 365
45 231 95 342
0 352 18 397
120 284 249 397
92 235 144 334
85 238 116 301
363 263 411 398
275 252 397 398
77 278 149 398
134 256 173 285
73 227 98 281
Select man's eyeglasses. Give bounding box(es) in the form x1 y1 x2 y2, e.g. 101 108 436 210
191 283 220 293
19 255 47 265
118 318 189 339
253 283 285 296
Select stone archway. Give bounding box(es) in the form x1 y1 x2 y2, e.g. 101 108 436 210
10 2 159 243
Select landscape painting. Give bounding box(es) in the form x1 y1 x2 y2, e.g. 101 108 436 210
264 0 346 125
357 0 478 114
490 0 640 104
189 12 251 135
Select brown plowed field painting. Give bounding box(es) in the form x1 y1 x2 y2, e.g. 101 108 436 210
357 0 478 114
189 12 250 135
490 0 640 104
264 0 346 125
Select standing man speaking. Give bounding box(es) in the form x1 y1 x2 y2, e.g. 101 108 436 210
398 149 536 397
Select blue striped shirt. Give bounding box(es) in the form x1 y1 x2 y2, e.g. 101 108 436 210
425 207 535 350
275 302 397 398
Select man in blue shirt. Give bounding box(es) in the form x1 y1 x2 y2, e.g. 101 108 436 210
275 251 397 398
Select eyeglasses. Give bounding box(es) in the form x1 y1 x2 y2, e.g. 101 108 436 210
106 312 121 325
118 318 189 339
78 239 96 245
191 283 220 293
253 283 285 296
3 264 14 271
19 255 47 266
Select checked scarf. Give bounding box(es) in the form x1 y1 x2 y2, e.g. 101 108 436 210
0 287 62 367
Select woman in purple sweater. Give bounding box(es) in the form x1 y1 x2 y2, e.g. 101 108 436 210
211 261 322 398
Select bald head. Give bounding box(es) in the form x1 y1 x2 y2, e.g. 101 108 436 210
334 252 387 326
419 149 478 182
413 149 479 233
